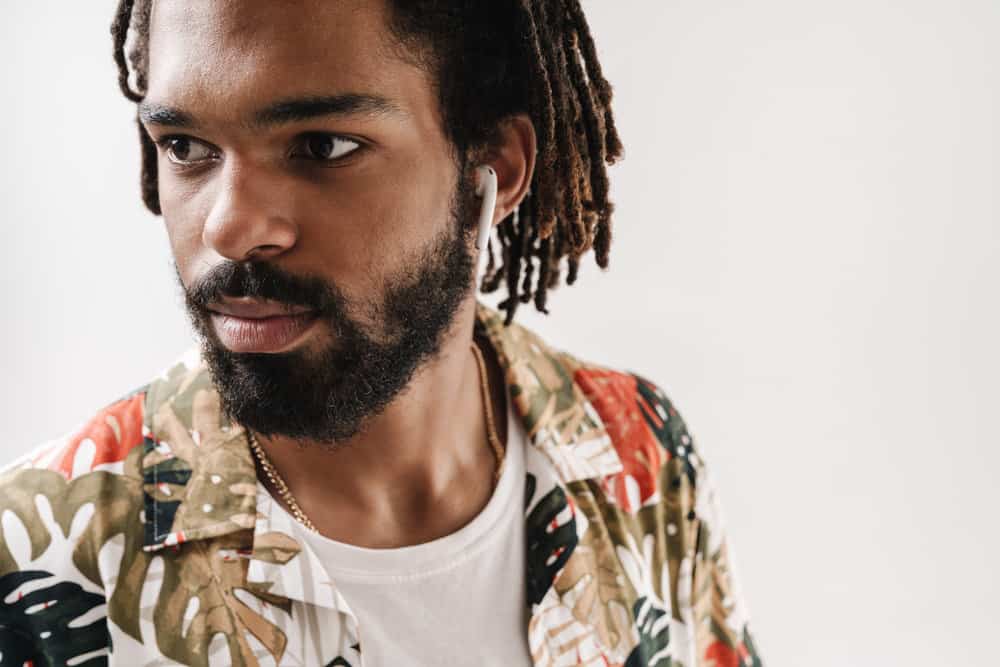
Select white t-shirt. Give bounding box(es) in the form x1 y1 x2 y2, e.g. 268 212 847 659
284 398 532 667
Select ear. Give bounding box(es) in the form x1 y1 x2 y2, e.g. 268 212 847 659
481 113 537 227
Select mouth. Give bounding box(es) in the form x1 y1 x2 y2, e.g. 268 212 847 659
206 299 320 354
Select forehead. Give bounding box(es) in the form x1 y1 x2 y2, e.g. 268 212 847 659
144 0 426 121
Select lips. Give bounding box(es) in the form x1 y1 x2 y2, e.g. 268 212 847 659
207 299 319 353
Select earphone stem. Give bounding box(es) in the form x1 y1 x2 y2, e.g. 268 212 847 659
475 166 498 280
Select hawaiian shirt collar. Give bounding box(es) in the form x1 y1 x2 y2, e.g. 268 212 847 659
139 301 623 557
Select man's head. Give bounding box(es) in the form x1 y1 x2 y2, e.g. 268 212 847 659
109 0 621 442
113 0 622 319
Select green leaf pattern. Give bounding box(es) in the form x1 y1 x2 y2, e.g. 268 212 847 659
0 303 761 666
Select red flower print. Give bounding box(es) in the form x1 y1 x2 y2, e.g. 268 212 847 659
575 368 665 513
46 393 146 479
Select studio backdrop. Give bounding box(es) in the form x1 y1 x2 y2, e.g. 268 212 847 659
2 1 997 665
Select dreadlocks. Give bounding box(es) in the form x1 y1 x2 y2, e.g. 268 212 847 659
110 0 623 325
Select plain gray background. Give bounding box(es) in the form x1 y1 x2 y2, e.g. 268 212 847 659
2 1 998 664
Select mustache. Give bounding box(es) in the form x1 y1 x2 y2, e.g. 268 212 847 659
184 261 338 313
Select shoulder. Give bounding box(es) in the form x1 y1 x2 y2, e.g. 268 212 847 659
2 387 148 482
559 352 702 512
569 359 765 661
574 364 695 460
478 301 706 504
563 360 764 660
1 346 210 484
0 385 151 567
0 386 152 654
0 346 207 579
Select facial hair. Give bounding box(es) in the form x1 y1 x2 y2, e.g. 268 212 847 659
179 178 477 446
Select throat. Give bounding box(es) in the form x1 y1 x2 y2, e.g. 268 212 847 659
252 335 511 549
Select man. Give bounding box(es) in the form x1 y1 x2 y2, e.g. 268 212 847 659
0 1 762 665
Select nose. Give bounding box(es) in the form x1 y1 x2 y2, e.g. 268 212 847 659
202 160 298 262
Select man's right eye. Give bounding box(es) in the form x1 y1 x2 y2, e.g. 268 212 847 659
157 136 216 165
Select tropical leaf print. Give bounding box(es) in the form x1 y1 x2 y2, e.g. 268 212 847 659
475 309 620 482
633 378 763 666
525 474 578 606
633 375 696 487
739 629 764 667
0 303 764 666
625 596 671 667
704 632 763 667
0 449 150 658
0 400 293 665
142 387 260 547
0 569 110 666
141 533 291 667
0 465 143 586
692 538 762 667
141 434 194 547
553 545 635 660
0 463 282 665
576 368 665 513
553 482 636 660
42 392 146 479
135 388 292 665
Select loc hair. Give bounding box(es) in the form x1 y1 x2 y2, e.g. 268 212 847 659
110 0 623 325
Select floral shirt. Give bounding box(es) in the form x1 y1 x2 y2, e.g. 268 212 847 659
0 302 763 666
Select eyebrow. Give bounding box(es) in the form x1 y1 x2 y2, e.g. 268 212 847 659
137 93 406 130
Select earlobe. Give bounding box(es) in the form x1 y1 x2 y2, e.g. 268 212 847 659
483 114 537 228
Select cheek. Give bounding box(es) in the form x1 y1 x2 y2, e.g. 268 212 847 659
299 160 460 293
159 186 210 283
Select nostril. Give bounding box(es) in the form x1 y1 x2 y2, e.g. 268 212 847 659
245 244 285 261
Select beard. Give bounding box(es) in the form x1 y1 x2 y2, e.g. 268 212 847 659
179 177 477 445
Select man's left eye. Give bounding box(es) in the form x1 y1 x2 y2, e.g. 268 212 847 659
294 134 362 162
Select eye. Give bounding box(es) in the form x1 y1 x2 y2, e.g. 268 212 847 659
293 133 362 163
157 136 217 166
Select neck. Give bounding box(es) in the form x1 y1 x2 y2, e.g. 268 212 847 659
250 299 509 548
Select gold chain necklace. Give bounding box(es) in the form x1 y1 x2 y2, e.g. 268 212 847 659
247 341 505 534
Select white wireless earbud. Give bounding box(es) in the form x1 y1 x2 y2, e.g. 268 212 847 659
474 165 498 278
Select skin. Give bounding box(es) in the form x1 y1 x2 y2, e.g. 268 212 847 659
141 0 537 547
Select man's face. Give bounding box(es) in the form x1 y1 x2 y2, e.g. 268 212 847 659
140 0 478 443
